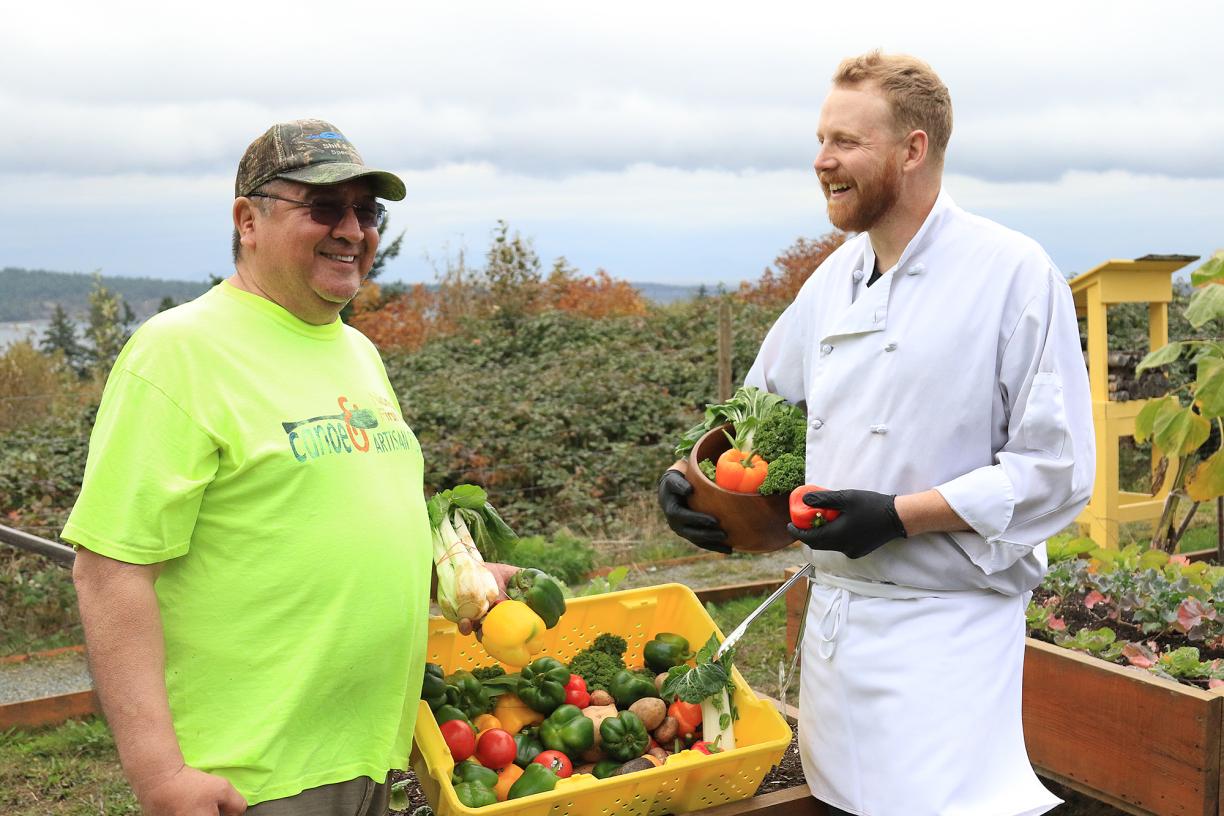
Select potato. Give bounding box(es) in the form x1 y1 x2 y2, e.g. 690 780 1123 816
581 704 618 746
654 673 669 693
590 689 614 707
575 763 596 776
647 746 670 764
628 697 666 731
652 716 678 745
612 757 657 776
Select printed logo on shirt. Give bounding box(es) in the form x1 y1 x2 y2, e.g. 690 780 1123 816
281 394 413 463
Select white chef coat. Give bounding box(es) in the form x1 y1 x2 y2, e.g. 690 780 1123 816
745 189 1094 815
745 188 1094 595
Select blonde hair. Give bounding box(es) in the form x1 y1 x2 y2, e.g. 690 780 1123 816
832 50 953 163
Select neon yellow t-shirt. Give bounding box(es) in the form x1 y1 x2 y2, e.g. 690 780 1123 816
63 283 432 804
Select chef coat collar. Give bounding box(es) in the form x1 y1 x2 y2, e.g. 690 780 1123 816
825 189 955 342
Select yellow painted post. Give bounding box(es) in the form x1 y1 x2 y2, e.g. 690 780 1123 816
1070 255 1197 549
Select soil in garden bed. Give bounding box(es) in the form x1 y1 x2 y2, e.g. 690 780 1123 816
1030 587 1224 690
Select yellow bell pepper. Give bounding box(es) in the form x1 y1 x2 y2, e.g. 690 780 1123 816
480 600 546 667
492 692 545 735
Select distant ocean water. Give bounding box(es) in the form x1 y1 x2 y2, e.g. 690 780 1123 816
0 320 51 349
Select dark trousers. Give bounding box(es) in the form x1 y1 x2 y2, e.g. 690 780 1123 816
821 804 854 816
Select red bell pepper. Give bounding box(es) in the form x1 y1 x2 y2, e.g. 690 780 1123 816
789 484 841 529
563 674 590 708
692 740 722 755
668 700 702 742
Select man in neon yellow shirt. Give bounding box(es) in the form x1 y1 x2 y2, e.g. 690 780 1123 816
64 120 491 815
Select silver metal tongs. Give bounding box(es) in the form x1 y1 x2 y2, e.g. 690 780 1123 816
714 562 814 662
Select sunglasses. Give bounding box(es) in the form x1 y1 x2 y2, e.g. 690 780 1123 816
248 192 387 230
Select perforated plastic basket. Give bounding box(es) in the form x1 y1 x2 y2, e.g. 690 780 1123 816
410 583 793 816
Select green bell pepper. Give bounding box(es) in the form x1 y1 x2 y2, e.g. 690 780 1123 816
538 703 595 756
591 759 622 779
446 669 493 719
518 657 570 714
643 632 693 674
610 669 658 709
452 759 499 789
507 568 567 629
600 710 650 762
507 762 559 799
433 705 471 726
422 663 449 711
513 729 544 768
453 780 498 808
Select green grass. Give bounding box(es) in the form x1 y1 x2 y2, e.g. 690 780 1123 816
1178 524 1222 553
0 718 137 815
703 593 797 707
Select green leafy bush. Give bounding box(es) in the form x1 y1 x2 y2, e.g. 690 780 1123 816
506 530 597 585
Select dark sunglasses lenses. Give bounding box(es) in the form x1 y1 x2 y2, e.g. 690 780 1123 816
309 202 385 229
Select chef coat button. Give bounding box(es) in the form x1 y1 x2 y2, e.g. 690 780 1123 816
820 343 833 356
884 342 898 352
810 418 825 430
870 424 888 434
907 262 925 276
852 269 864 282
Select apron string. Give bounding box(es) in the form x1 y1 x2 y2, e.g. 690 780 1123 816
815 587 849 660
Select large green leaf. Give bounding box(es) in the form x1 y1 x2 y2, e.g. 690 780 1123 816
1152 403 1210 457
1185 284 1224 329
1135 395 1178 443
1136 342 1185 373
1195 357 1224 418
1190 255 1224 287
1186 449 1224 502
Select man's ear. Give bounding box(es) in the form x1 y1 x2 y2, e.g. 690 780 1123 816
233 197 259 254
902 129 929 172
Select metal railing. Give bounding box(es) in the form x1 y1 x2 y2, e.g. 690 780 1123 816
0 522 75 566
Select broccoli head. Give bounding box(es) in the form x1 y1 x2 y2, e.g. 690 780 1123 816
471 665 506 681
591 633 627 658
758 452 805 496
754 404 807 462
568 648 625 692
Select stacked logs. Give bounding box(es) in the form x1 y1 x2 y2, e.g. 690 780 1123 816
1084 350 1170 402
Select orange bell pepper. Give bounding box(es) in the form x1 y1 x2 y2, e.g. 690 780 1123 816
714 447 768 493
668 700 703 741
493 762 524 802
473 714 503 735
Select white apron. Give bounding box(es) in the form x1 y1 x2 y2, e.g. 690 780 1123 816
798 575 1061 816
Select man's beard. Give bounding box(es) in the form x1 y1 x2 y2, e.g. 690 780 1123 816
825 155 903 233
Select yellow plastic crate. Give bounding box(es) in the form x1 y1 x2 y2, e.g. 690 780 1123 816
410 583 793 816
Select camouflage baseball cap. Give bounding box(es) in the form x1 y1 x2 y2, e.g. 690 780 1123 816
235 119 405 201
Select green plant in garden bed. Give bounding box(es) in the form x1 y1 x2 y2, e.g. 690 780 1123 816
1133 252 1224 552
1028 538 1224 687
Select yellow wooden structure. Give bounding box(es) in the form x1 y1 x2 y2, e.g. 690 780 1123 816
1070 255 1198 547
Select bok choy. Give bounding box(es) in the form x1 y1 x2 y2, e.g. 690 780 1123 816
428 484 518 623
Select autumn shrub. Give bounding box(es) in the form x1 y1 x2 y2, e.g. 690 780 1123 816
0 341 96 433
736 231 847 307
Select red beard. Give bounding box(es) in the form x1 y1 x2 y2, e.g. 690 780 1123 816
823 154 903 233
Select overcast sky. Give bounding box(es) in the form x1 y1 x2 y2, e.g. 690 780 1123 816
2 1 1220 288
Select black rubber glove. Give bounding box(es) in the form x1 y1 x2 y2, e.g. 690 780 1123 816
657 470 730 554
787 488 907 559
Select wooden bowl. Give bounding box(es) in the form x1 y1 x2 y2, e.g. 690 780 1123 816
685 424 794 554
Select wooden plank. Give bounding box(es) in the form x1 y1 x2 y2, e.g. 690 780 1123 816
1023 638 1222 816
688 785 825 816
694 579 784 606
0 690 99 730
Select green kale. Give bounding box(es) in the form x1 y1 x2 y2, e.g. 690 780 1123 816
754 404 807 462
698 458 717 482
591 633 627 658
472 665 507 681
660 634 735 704
569 638 627 692
758 452 805 496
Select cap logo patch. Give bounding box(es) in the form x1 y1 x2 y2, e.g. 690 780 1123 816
305 131 346 141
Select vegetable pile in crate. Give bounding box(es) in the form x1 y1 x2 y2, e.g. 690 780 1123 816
409 584 792 816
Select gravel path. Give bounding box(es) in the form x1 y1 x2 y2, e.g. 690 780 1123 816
0 650 92 704
618 545 809 591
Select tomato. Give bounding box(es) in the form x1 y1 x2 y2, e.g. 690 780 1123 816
532 749 573 779
439 719 476 762
474 728 517 770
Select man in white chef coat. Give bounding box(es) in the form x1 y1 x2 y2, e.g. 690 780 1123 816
658 51 1094 815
